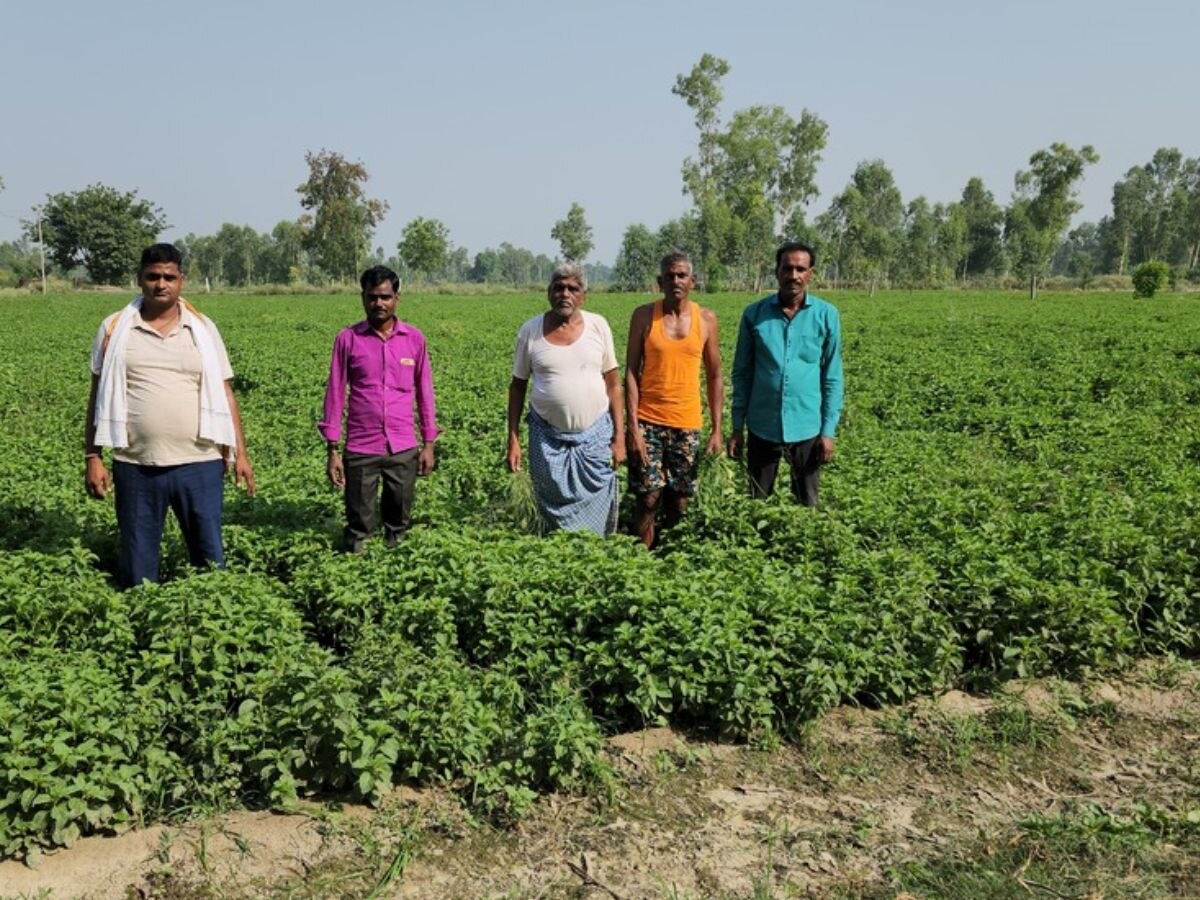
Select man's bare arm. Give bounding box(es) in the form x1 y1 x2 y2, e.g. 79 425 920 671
224 381 256 495
603 367 626 468
84 374 110 499
506 377 529 472
624 304 651 464
700 308 724 456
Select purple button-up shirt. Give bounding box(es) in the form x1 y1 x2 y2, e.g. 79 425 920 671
319 319 441 455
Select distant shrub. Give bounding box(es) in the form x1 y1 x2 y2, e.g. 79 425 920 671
430 282 531 296
229 281 337 296
1089 274 1134 292
0 276 74 296
1132 261 1170 298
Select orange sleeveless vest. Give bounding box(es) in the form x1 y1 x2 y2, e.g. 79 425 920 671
636 300 704 429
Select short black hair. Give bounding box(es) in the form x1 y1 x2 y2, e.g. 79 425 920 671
360 265 400 293
775 241 817 271
139 243 183 274
659 249 693 274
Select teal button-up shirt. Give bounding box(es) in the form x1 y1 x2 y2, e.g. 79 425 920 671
730 292 844 442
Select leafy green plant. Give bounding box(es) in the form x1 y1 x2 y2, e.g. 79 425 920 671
2 288 1199 859
0 649 183 862
1132 260 1170 297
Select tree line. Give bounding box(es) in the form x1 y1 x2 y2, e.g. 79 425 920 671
611 55 1199 298
3 55 1198 294
2 153 607 291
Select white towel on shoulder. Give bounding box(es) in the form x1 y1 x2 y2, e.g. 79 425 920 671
92 296 238 457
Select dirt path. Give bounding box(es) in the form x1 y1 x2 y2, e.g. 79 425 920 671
3 662 1198 899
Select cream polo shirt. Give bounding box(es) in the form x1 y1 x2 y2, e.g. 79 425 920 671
110 312 234 466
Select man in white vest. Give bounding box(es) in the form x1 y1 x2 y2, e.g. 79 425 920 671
84 243 255 587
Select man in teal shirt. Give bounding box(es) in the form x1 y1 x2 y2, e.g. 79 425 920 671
727 242 844 506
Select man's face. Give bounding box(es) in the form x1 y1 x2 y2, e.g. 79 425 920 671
362 281 398 327
138 262 185 307
547 276 586 320
658 261 695 302
776 250 813 301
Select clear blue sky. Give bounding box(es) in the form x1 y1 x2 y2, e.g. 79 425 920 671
1 0 1197 265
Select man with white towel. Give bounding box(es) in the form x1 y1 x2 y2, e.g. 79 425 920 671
84 243 255 587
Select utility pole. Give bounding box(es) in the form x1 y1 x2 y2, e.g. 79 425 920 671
35 207 47 295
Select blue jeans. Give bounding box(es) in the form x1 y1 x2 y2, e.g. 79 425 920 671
113 459 225 587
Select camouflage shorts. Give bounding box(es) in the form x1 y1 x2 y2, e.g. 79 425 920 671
628 423 701 496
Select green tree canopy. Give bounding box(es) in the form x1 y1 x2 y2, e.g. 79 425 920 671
398 217 451 283
818 159 903 293
32 183 167 285
1181 157 1200 275
896 197 964 288
673 52 730 199
1005 143 1099 298
469 244 553 286
612 223 658 291
673 54 827 290
959 177 1005 278
471 248 501 283
214 223 270 286
442 246 471 282
1104 148 1199 276
551 202 594 262
1051 222 1103 283
0 240 42 288
267 220 309 284
297 149 388 282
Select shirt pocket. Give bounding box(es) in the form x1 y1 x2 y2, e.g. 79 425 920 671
348 347 380 390
389 354 417 391
795 333 823 364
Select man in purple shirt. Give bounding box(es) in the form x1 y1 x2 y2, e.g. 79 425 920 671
319 266 440 551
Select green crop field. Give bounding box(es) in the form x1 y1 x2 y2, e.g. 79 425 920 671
0 289 1197 863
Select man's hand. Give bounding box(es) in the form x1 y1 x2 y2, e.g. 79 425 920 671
704 430 724 457
816 436 836 464
418 443 436 476
726 431 744 460
327 450 345 488
506 437 522 473
610 437 627 469
627 427 649 468
232 456 256 495
85 456 110 500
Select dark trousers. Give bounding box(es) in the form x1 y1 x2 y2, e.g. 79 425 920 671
343 449 419 551
746 431 822 507
113 459 225 588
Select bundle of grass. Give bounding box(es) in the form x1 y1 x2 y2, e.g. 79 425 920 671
506 469 544 535
690 451 742 518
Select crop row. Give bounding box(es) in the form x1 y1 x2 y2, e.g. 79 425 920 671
0 289 1196 860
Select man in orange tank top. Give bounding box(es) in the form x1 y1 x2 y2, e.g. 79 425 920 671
624 251 723 547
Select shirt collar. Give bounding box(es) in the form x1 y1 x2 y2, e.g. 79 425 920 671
133 295 199 333
353 316 409 337
773 292 809 311
177 299 203 330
